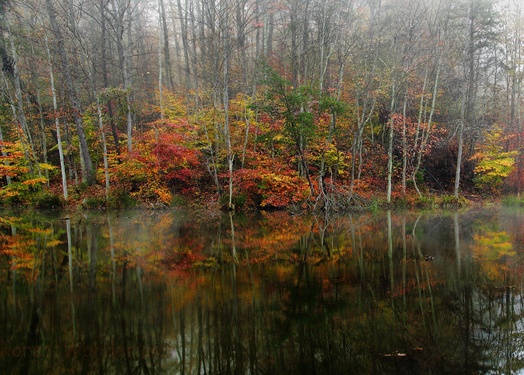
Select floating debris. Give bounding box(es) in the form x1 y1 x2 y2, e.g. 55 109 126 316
384 351 407 357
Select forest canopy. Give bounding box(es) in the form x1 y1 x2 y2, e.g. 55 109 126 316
0 0 522 210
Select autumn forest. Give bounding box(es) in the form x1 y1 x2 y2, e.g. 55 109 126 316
0 0 522 210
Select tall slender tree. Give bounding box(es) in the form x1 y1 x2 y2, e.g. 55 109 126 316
45 0 96 185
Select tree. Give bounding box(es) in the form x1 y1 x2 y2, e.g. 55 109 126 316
472 125 517 194
108 0 135 152
45 35 68 200
45 0 96 186
453 0 499 198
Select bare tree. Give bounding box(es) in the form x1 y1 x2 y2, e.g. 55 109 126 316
45 0 96 185
453 0 498 198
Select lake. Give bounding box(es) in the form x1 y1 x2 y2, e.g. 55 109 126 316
1 206 524 374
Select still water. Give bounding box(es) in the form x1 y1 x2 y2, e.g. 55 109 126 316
1 206 524 374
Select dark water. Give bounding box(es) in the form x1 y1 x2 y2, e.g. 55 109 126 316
1 206 524 374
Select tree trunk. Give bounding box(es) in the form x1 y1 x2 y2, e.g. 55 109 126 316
29 39 49 183
2 70 33 174
6 20 40 178
110 0 133 152
175 0 192 94
158 1 165 121
413 55 441 198
0 121 11 185
45 0 95 185
386 78 396 204
223 20 234 210
100 0 120 154
96 95 110 199
45 35 68 200
159 0 175 91
401 93 408 195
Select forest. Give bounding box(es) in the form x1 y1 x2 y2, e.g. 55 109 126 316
0 0 522 211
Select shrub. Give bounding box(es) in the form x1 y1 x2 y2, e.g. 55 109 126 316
29 191 63 209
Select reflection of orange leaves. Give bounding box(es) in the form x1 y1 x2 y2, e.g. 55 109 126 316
2 236 39 276
168 273 216 310
164 249 205 271
390 269 442 298
5 237 36 251
274 264 293 280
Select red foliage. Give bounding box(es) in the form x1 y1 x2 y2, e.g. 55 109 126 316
110 119 205 203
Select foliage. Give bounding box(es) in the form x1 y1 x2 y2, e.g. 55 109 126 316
109 119 204 205
0 141 55 206
0 140 30 181
107 189 137 209
501 195 524 207
390 114 444 179
438 194 467 208
235 166 309 209
2 0 524 209
414 195 436 209
471 126 517 194
29 190 63 208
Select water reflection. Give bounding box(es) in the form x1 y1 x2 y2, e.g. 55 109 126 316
1 207 524 374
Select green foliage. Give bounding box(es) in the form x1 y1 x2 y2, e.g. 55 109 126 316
170 194 187 208
438 194 467 208
263 68 318 147
393 195 409 208
29 191 63 209
415 195 436 209
83 196 106 209
501 195 524 206
107 189 137 209
369 198 382 213
219 193 247 209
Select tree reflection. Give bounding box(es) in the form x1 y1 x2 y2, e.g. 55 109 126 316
2 208 524 373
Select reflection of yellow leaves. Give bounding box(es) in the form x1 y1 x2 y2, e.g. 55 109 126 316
28 228 53 235
46 239 63 247
0 216 18 226
474 231 515 282
474 232 515 260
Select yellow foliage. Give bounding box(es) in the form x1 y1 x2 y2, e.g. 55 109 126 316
22 177 49 186
38 163 57 171
472 125 518 193
155 187 173 205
